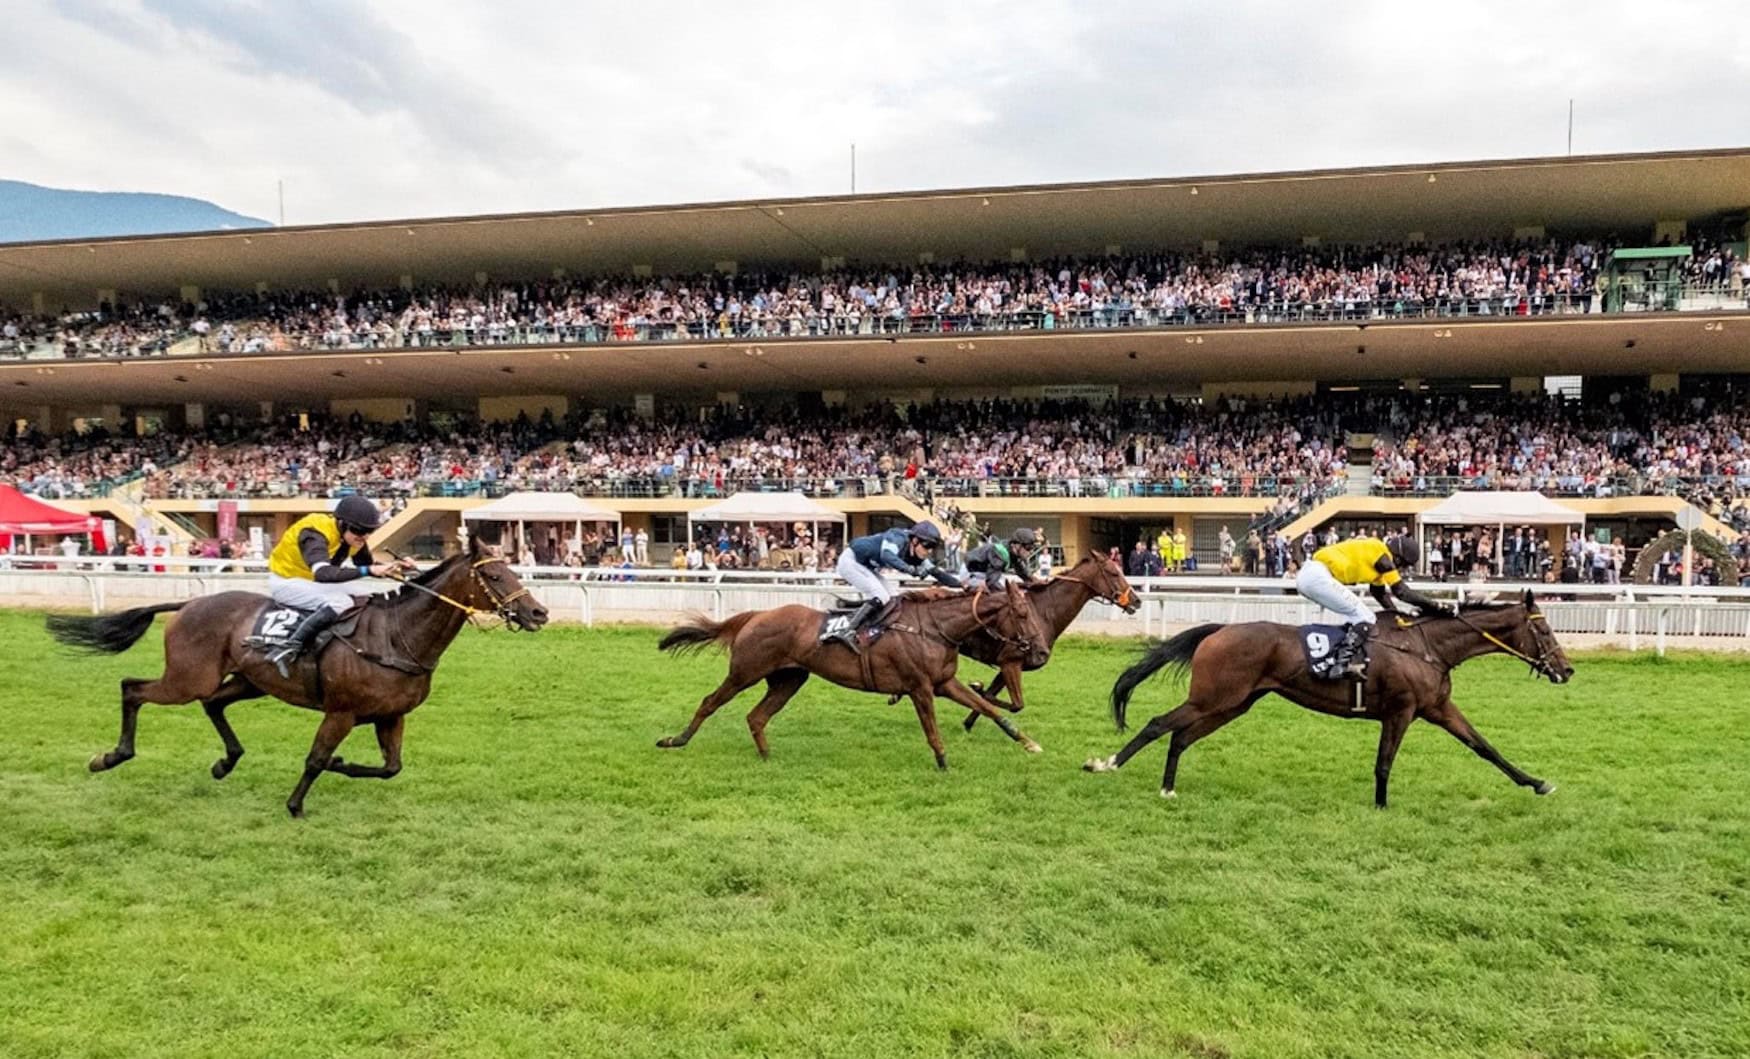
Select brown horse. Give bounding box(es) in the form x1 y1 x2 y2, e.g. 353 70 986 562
656 582 1051 767
959 555 1139 730
46 534 549 817
1083 591 1573 807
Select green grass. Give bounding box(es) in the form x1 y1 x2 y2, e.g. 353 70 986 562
2 611 1747 1059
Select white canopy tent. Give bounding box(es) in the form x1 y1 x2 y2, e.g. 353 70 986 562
462 492 622 562
1416 491 1585 576
685 491 845 549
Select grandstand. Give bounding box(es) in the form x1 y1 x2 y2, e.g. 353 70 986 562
2 147 1748 574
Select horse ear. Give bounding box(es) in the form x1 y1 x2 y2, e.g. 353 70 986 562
1522 588 1537 610
467 532 484 558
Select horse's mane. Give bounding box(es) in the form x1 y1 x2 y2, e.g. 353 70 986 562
900 586 967 604
1456 599 1522 613
376 551 469 609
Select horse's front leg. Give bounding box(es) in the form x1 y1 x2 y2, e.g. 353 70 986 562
327 715 405 779
940 677 1040 753
962 662 1024 732
1422 698 1554 796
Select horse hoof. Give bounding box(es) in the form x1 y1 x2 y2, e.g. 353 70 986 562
88 751 126 772
286 804 304 819
1159 788 1177 799
1022 740 1043 754
655 737 676 749
211 759 233 780
1082 755 1115 773
1534 781 1557 796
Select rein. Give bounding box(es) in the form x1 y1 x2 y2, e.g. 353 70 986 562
1387 608 1556 676
1047 565 1134 609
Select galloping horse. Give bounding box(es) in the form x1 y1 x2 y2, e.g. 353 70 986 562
1084 591 1573 806
657 582 1051 768
47 534 549 816
958 554 1139 730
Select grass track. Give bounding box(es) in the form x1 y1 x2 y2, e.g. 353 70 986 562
2 611 1747 1058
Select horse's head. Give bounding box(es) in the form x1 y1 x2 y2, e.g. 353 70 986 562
1081 551 1140 613
987 580 1051 668
1516 589 1574 684
465 535 550 631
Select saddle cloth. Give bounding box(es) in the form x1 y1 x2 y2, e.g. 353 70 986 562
243 602 362 656
1299 623 1350 680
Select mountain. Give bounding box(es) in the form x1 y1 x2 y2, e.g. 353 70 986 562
0 180 271 243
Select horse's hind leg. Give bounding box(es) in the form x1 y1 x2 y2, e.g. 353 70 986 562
658 670 761 749
205 677 265 780
1083 700 1203 775
1159 695 1261 798
328 715 405 779
745 669 808 759
90 661 223 773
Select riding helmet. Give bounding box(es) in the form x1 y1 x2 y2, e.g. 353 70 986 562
334 495 385 533
1008 526 1038 550
1387 534 1420 570
909 520 944 547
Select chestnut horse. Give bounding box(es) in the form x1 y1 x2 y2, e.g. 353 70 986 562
1083 591 1573 806
46 534 549 817
958 555 1139 730
657 582 1050 768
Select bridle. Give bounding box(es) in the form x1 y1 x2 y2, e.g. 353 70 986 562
947 584 1038 654
1451 608 1564 680
1050 563 1136 611
387 555 536 630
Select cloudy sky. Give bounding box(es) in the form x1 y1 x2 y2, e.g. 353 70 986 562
5 0 1748 225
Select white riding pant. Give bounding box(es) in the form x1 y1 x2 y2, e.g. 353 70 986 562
835 551 893 603
268 573 371 614
1295 560 1375 626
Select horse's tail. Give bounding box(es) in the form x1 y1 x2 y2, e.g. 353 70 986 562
45 602 188 654
1111 623 1223 731
657 611 758 657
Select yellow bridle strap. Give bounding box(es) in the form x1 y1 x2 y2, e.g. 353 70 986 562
1478 612 1547 666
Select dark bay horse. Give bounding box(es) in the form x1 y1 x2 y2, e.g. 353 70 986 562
657 582 1051 768
47 534 548 817
1083 591 1573 806
959 555 1139 730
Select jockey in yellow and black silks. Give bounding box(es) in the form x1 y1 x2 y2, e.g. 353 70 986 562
264 495 414 676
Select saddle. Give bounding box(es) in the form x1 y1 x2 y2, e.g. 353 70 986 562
242 602 364 657
817 600 894 649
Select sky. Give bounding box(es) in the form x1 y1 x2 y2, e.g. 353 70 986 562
4 0 1748 226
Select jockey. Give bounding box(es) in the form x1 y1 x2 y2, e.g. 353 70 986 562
963 526 1042 589
264 495 415 677
832 520 962 645
1296 533 1448 680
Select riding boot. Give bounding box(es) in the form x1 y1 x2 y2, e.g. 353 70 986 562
831 599 877 649
267 607 341 679
1340 623 1371 687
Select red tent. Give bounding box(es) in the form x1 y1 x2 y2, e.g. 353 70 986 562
0 484 102 546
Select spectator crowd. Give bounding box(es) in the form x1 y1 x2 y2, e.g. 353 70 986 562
9 233 1744 361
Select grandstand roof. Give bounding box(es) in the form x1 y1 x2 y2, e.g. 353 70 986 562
3 147 1748 310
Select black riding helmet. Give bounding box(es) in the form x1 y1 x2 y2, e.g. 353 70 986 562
908 520 944 548
1387 534 1420 571
1008 526 1038 551
334 495 384 535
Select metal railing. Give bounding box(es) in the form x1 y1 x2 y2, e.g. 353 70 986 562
5 559 1750 655
114 473 1344 503
1371 474 1750 500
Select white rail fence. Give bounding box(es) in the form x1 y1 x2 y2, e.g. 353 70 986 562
4 559 1749 655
